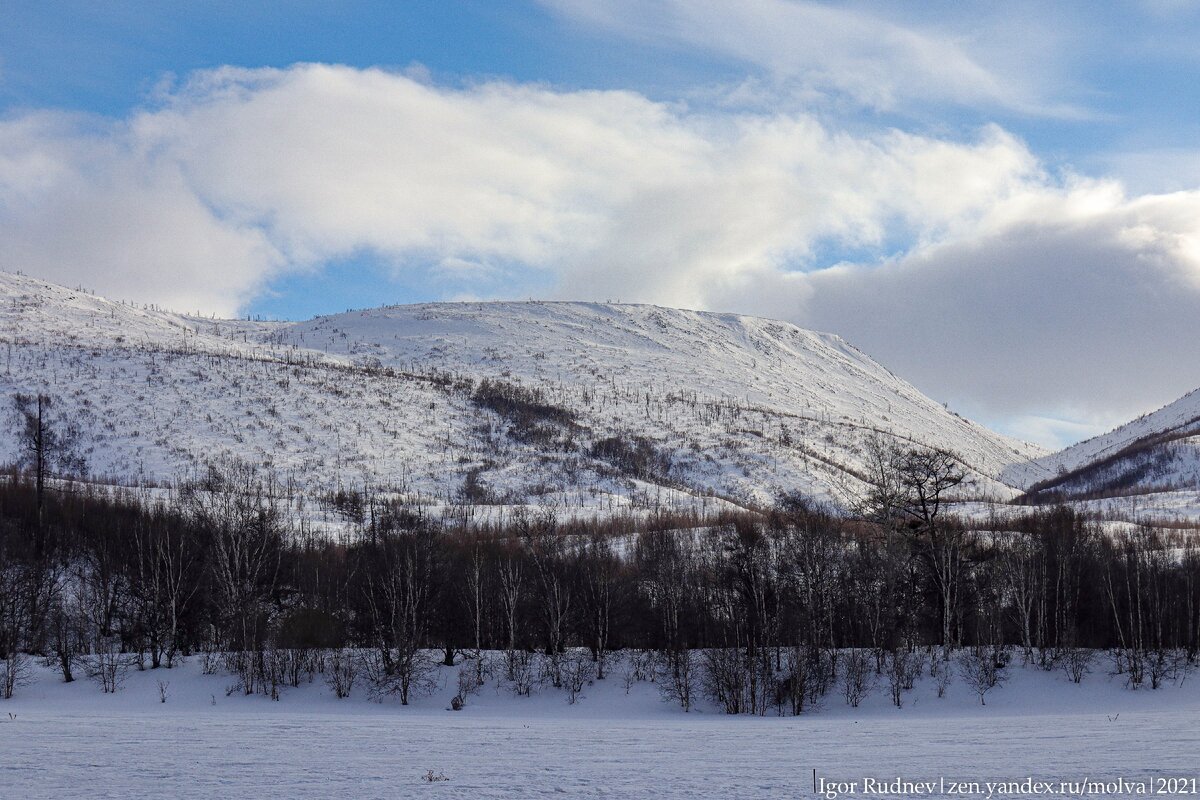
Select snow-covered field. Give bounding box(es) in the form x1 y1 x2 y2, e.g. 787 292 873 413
3 654 1198 799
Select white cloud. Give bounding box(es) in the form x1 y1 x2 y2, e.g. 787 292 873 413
0 110 283 314
0 64 1040 316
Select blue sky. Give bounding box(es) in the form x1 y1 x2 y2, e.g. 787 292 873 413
3 0 1200 447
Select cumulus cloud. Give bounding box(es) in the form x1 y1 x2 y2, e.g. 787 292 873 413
2 62 1200 444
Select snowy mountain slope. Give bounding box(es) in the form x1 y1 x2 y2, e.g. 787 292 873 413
0 271 1043 516
1005 387 1200 502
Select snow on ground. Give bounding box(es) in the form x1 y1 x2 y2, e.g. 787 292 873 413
2 652 1197 799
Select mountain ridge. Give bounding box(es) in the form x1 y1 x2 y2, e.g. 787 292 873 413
1008 387 1200 505
0 270 1043 517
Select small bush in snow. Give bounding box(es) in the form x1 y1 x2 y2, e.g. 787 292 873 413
841 649 876 708
621 649 657 695
932 656 953 698
957 647 1008 705
657 648 696 712
325 648 358 699
1061 648 1094 684
506 651 540 697
0 652 31 700
775 644 830 716
362 648 439 705
81 638 136 694
452 661 484 709
885 649 924 709
1146 648 1190 690
561 651 595 705
200 644 221 676
701 647 763 715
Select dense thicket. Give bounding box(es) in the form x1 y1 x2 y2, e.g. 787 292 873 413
2 445 1200 709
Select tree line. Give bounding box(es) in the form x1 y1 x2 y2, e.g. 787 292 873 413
2 393 1200 712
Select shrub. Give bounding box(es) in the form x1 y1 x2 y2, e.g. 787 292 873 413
0 652 30 700
81 637 136 694
471 379 576 448
589 435 673 481
841 649 876 708
1061 648 1094 684
561 650 595 705
658 648 696 712
325 648 359 699
885 649 924 708
506 651 540 697
775 644 831 715
957 647 1008 705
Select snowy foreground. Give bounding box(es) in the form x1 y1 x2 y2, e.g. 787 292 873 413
2 655 1199 799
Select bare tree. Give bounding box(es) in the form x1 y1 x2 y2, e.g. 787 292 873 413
863 443 968 652
181 462 285 693
578 533 619 679
47 578 88 683
496 537 526 680
456 529 491 687
996 526 1042 663
885 648 923 708
130 509 202 669
13 393 85 555
639 528 697 711
0 544 34 697
359 508 440 705
519 510 573 688
841 649 876 707
957 646 1007 705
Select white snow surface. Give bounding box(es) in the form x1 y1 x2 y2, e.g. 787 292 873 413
0 272 1043 516
1 652 1197 799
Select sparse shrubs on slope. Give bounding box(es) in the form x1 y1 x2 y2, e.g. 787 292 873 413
1019 422 1200 504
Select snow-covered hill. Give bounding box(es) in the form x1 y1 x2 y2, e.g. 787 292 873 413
0 271 1043 517
1005 387 1200 505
